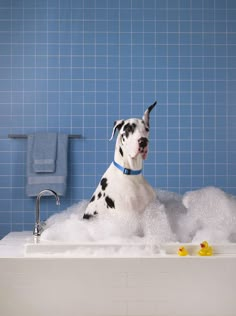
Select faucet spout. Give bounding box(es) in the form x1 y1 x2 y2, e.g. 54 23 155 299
34 189 60 237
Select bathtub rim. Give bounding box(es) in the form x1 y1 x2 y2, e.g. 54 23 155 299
24 238 236 258
2 232 236 259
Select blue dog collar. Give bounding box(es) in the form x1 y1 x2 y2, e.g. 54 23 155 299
113 160 142 175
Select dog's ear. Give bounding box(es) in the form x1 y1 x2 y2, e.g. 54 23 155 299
142 101 157 127
109 120 124 141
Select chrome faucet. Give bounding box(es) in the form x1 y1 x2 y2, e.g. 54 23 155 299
33 189 60 237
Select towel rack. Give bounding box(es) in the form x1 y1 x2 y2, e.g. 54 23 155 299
8 134 82 139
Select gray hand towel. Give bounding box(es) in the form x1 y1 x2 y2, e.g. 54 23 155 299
33 132 57 173
26 133 68 197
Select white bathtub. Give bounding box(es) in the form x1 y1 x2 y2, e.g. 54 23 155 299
1 232 236 316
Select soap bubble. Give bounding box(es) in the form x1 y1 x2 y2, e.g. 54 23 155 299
181 186 236 243
41 186 236 246
142 198 177 245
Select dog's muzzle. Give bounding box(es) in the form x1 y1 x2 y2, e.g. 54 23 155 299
138 137 149 159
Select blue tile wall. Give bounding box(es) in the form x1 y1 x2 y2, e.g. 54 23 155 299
0 0 236 239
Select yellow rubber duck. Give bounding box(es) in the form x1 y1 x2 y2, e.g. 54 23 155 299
178 246 188 256
198 241 213 256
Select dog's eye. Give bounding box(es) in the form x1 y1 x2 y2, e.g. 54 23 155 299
120 133 126 143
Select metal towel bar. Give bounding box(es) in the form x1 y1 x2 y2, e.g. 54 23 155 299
8 134 82 139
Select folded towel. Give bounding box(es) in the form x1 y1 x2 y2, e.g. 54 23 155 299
26 133 68 197
33 132 57 173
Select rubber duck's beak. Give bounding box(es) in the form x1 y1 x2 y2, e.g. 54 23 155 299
200 243 205 248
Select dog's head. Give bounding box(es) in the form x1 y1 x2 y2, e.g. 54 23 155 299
110 101 157 160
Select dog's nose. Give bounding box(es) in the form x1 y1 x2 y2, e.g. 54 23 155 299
138 137 148 148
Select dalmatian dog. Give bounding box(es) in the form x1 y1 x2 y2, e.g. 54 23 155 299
83 101 157 219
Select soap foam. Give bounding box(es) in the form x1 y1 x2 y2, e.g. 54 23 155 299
42 200 145 244
41 187 236 246
181 186 236 243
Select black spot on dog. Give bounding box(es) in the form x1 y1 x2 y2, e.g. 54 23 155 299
94 211 98 215
90 195 95 203
83 213 93 220
100 178 108 191
123 122 136 138
119 146 123 157
97 192 102 199
105 196 115 209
